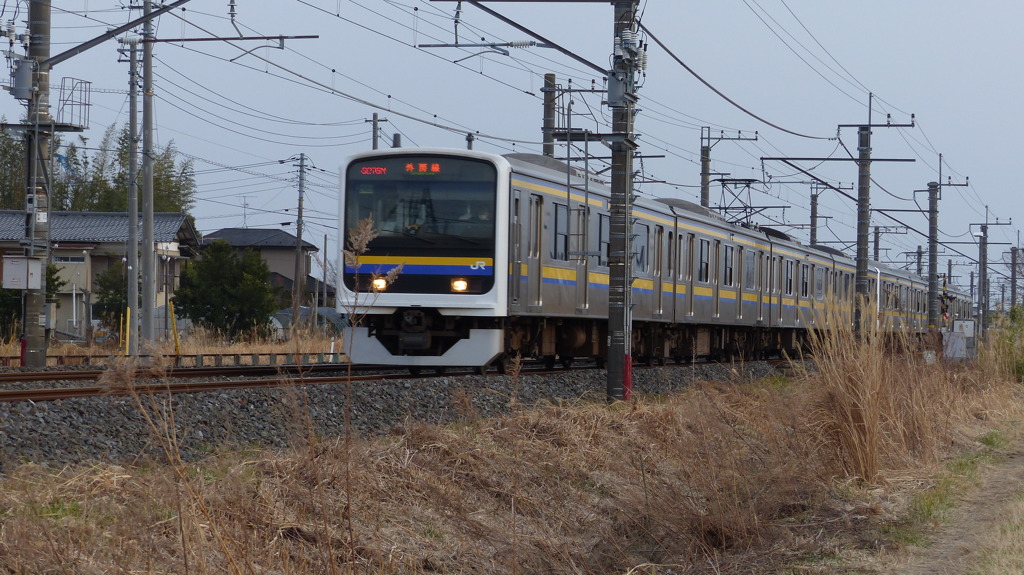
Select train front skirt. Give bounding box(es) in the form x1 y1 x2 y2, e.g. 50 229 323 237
343 326 504 367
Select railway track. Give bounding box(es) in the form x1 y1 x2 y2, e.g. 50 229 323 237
0 357 795 404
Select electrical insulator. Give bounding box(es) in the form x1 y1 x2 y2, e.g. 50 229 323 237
20 33 30 49
640 49 648 70
613 37 623 58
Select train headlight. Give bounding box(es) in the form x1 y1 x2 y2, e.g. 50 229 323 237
371 276 389 292
451 278 469 293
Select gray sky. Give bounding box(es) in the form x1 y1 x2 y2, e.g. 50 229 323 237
2 1 1020 292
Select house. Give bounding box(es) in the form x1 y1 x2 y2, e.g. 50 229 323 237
0 211 200 339
203 227 335 306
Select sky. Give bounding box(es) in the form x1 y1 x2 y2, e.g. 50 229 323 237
1 1 1021 297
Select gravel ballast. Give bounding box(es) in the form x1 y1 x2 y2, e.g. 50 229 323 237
0 362 782 471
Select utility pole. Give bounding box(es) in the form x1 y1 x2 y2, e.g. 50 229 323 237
839 100 915 334
809 192 818 246
542 73 556 157
700 128 757 208
141 0 156 346
927 181 939 328
125 38 140 355
21 1 53 368
606 0 640 401
1012 246 1018 309
365 112 388 150
291 153 307 338
971 215 1012 338
916 245 923 276
979 224 987 336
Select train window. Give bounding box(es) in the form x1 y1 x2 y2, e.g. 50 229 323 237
553 203 569 260
598 213 610 266
530 195 543 258
815 267 824 298
654 227 664 275
800 264 809 298
686 234 695 281
785 260 794 295
723 245 734 287
698 239 711 282
667 231 674 279
743 250 757 290
633 222 649 272
677 234 686 280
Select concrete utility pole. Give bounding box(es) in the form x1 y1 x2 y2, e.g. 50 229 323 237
1012 246 1019 309
809 192 818 246
141 0 156 345
699 128 757 208
21 1 53 368
977 224 988 337
604 1 640 402
839 101 915 335
126 39 141 355
916 245 923 276
365 112 388 150
291 153 307 337
542 73 556 157
927 182 939 328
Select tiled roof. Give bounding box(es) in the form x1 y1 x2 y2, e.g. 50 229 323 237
204 227 317 251
0 211 198 244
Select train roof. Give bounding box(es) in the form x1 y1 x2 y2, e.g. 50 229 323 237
653 198 724 222
504 153 608 187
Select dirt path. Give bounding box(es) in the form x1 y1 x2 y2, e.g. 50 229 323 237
880 445 1024 575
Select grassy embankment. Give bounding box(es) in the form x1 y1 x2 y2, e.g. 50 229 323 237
0 312 1021 573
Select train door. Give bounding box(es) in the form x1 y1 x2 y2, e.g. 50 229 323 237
687 233 696 317
527 194 543 311
574 204 589 312
510 192 523 310
713 239 721 318
653 225 665 317
735 246 745 321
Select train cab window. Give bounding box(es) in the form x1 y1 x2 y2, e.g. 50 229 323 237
800 264 810 298
785 260 795 295
698 239 711 282
553 203 569 260
723 245 735 287
633 222 650 272
598 213 610 266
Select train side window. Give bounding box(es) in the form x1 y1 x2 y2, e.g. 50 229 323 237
743 250 757 290
654 227 664 275
553 203 569 260
800 263 809 298
815 268 824 298
677 234 687 280
723 245 734 287
633 222 649 272
598 213 610 266
698 239 711 282
785 260 794 295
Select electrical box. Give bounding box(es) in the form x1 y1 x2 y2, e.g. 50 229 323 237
2 256 42 290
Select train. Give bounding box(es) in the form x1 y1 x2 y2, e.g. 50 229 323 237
337 147 971 372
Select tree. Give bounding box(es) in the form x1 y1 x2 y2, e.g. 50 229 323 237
173 240 279 338
91 263 132 329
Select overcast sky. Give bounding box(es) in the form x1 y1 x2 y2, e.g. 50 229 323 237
1 1 1020 293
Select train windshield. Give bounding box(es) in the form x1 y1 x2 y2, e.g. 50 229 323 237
344 155 497 248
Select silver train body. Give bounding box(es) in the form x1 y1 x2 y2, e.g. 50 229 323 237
338 148 970 369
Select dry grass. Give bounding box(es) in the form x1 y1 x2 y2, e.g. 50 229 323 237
0 315 1021 573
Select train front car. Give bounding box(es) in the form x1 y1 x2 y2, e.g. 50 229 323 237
338 149 510 370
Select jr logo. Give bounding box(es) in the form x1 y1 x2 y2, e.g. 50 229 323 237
469 261 488 270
